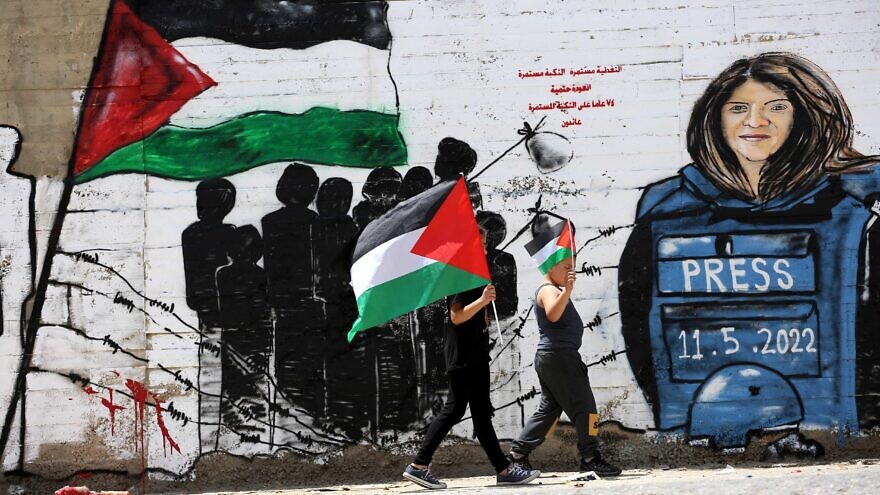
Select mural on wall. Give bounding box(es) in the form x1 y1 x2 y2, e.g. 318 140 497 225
0 0 539 476
0 125 27 345
2 0 880 484
74 0 406 184
619 52 880 453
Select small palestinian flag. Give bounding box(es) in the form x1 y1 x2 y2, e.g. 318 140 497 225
73 0 406 183
525 218 575 275
348 177 490 342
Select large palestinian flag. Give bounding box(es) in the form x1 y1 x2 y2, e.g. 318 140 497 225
525 218 575 274
348 178 491 342
73 0 406 183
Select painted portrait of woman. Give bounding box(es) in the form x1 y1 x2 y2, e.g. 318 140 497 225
618 52 880 451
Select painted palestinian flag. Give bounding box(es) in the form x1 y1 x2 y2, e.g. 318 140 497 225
73 0 406 183
525 218 575 275
348 178 491 342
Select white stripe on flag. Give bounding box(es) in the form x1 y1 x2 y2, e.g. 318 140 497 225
170 38 398 127
530 235 561 266
351 227 437 298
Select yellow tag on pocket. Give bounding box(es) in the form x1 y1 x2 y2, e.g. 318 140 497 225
588 413 599 436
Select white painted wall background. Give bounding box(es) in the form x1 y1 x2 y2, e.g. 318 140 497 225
1 0 879 476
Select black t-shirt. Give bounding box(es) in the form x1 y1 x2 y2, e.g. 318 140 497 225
444 286 491 373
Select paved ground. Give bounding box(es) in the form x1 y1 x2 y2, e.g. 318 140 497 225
183 460 880 494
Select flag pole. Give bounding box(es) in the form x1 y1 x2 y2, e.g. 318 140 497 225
491 300 504 346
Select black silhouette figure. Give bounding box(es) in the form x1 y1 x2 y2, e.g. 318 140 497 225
182 179 237 324
397 166 434 202
262 163 319 304
313 178 370 436
181 178 237 451
433 137 481 208
477 211 517 319
373 316 421 433
261 163 324 416
353 167 403 231
216 225 273 429
313 178 359 307
351 167 424 433
434 137 477 181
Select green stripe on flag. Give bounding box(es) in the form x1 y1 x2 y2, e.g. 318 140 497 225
75 107 407 183
348 262 489 342
538 247 574 275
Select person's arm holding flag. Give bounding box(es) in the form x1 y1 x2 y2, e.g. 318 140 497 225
450 284 496 325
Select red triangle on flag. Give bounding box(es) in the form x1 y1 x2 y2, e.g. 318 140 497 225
73 0 216 176
557 220 575 250
411 178 491 281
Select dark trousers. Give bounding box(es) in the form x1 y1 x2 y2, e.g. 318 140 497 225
511 349 599 459
414 364 510 473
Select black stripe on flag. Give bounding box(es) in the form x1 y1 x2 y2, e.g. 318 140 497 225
124 0 392 50
524 218 567 256
351 180 457 266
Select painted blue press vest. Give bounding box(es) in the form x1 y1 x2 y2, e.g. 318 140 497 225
630 164 880 447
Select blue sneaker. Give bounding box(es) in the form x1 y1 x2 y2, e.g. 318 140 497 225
403 463 447 489
506 452 535 471
496 464 541 485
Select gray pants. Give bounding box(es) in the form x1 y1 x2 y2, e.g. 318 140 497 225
511 349 599 459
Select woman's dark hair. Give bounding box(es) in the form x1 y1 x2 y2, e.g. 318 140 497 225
687 52 878 201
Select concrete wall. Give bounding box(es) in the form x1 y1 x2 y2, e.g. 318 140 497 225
1 0 880 488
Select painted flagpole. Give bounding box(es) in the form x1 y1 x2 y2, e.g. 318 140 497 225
568 219 576 266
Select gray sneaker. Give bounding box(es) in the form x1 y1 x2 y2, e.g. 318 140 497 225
496 464 541 485
403 464 447 489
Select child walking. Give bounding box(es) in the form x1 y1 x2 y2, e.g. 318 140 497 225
403 229 540 489
508 216 621 476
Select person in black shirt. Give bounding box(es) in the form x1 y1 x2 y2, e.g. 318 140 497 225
402 229 540 489
442 286 491 373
